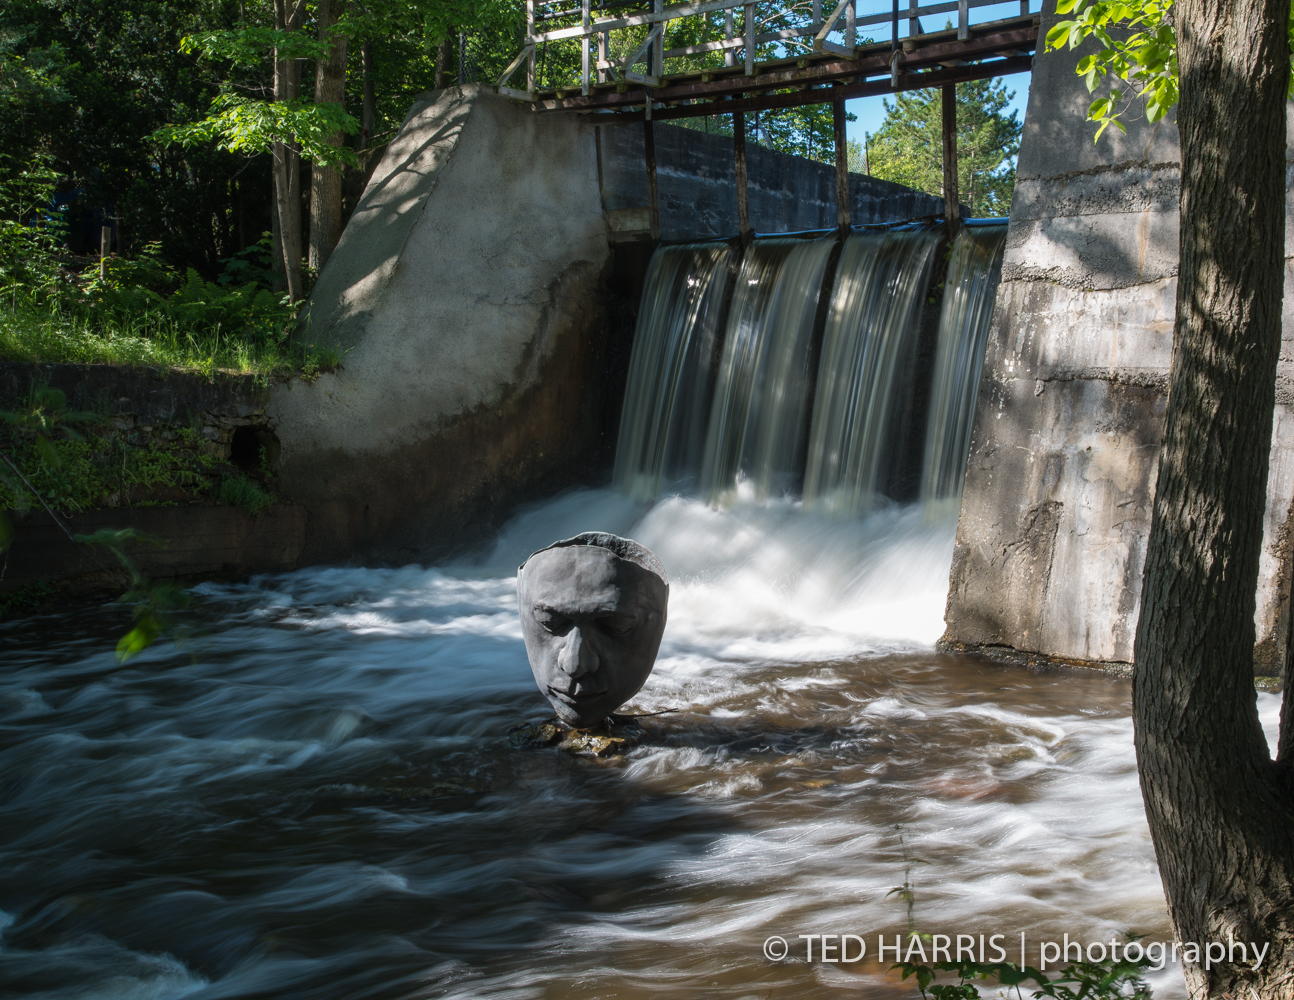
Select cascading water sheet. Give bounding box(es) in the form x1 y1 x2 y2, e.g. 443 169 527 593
613 243 735 500
699 237 835 502
802 230 940 515
920 225 1008 503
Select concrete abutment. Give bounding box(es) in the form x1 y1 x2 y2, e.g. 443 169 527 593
941 10 1294 675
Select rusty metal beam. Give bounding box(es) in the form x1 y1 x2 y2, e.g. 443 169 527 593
832 92 849 230
532 18 1037 113
733 110 751 240
644 118 660 240
589 53 1034 123
942 82 960 233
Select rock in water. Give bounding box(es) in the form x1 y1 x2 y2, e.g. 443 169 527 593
509 715 646 757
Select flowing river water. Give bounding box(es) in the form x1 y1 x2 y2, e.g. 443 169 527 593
3 489 1281 999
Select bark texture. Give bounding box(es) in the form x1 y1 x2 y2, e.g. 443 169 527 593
273 0 307 302
308 0 348 272
1132 1 1294 998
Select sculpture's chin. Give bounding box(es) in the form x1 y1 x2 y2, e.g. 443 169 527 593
547 695 609 729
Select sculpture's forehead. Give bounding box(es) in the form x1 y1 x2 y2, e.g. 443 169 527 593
520 546 628 611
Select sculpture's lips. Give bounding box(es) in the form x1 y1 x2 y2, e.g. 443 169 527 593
547 684 607 706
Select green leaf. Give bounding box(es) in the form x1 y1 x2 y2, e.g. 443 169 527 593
1046 20 1076 49
116 612 161 663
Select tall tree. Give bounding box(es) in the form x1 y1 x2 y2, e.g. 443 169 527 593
309 0 348 271
861 79 1022 216
1050 1 1294 996
273 0 309 301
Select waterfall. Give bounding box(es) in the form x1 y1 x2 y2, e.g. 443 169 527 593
613 243 736 500
614 223 1006 512
699 237 836 502
919 224 1008 503
802 230 940 514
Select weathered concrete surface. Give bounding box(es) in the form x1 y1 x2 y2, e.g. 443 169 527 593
272 86 617 562
600 121 948 239
943 12 1294 671
0 364 302 595
0 362 273 450
2 504 305 597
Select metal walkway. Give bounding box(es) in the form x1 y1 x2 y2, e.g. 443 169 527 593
499 1 1042 120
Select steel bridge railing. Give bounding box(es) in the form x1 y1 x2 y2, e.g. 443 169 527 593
498 0 1042 101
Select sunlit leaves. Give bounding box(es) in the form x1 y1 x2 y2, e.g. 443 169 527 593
1045 0 1180 138
180 26 334 66
154 93 359 166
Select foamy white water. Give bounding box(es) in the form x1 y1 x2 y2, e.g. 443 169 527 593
2 488 1274 999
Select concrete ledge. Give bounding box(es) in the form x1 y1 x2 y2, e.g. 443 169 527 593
2 504 306 597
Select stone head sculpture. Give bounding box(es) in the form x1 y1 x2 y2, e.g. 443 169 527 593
517 532 668 728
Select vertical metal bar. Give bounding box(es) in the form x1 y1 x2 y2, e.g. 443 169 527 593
644 118 660 241
595 125 607 216
652 0 664 77
99 224 111 280
597 30 607 84
733 110 751 240
581 0 591 95
724 8 735 67
833 93 850 230
958 0 969 40
941 82 961 234
891 0 899 48
909 0 920 37
844 0 855 48
811 0 822 29
744 2 755 75
526 1 535 93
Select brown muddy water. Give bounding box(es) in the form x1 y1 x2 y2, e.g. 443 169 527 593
1 490 1279 999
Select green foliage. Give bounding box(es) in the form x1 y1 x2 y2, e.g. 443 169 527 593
1045 1 1294 137
155 93 360 166
76 527 190 663
1044 1 1178 138
860 80 1022 217
215 472 274 514
0 150 68 296
180 26 335 66
895 952 1153 1000
0 388 224 514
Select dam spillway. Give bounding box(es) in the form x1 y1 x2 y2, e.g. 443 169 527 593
0 220 1240 1000
615 224 1006 514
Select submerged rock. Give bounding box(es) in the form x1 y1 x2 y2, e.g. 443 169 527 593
509 715 647 757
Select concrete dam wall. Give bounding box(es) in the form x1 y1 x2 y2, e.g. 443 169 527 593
941 10 1294 672
599 121 945 240
271 85 948 563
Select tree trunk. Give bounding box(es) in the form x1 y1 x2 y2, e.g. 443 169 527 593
434 34 451 90
272 0 306 302
308 0 348 273
1132 1 1294 998
361 39 376 146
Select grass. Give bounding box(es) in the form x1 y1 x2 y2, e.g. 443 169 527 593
0 294 340 379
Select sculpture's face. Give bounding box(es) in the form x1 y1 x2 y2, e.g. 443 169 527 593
517 544 668 727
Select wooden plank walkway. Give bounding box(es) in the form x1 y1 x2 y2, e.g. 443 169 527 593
499 1 1042 118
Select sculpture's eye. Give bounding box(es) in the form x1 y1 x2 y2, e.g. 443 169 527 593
533 609 572 636
599 614 636 637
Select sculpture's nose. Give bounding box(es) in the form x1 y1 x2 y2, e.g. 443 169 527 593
557 626 598 679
